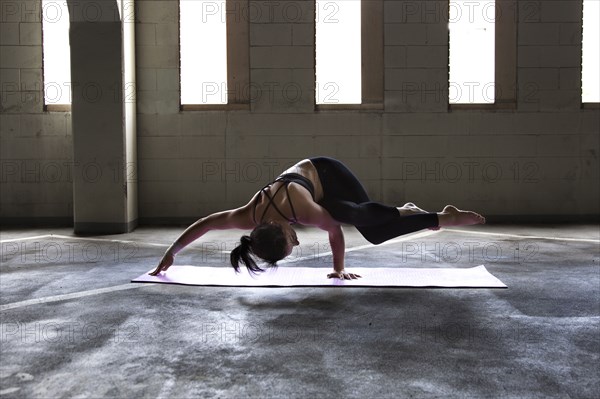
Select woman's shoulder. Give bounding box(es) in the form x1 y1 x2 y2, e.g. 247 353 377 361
278 159 313 176
224 203 259 229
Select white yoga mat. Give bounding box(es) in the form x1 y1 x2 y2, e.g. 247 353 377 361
132 265 506 288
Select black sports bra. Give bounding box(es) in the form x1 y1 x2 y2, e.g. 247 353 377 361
252 173 316 224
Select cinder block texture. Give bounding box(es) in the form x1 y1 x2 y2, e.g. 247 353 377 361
1 0 598 223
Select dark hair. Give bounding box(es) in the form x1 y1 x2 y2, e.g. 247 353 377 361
230 223 288 274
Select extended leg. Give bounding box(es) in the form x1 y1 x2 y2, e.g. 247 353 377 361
310 157 484 245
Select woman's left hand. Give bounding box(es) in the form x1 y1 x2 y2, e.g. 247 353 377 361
149 251 175 276
327 270 361 280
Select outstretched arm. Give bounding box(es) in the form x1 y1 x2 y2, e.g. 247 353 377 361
150 207 252 275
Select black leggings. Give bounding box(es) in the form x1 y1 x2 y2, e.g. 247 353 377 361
309 157 439 245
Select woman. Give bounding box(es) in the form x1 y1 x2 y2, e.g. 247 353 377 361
150 157 485 279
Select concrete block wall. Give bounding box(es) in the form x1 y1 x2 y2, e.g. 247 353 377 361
517 0 582 111
1 0 73 224
248 0 315 113
384 0 448 112
135 0 598 223
1 0 598 226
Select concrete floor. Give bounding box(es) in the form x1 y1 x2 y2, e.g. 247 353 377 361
0 224 598 398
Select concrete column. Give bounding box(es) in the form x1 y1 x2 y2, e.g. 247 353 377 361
68 0 137 233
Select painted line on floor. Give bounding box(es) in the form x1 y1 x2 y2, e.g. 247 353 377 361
443 228 600 243
48 234 170 248
508 315 600 321
0 233 170 248
0 283 155 312
0 387 21 395
156 378 176 399
0 235 51 243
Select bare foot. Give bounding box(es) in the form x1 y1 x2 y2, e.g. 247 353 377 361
438 205 486 227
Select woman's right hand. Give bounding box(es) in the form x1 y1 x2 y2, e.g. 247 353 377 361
149 251 175 276
327 270 361 280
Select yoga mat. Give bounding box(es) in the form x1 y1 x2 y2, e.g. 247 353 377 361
132 265 506 288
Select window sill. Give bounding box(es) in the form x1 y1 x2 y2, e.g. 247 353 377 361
582 103 600 110
316 103 384 112
449 102 516 111
180 104 250 111
45 104 71 112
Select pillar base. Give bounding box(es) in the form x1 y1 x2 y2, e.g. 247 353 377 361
74 219 138 235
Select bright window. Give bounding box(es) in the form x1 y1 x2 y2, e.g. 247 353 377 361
449 0 495 104
180 0 228 105
42 0 71 106
582 0 599 103
315 0 361 104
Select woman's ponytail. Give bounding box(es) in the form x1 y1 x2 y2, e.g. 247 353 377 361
230 235 264 274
